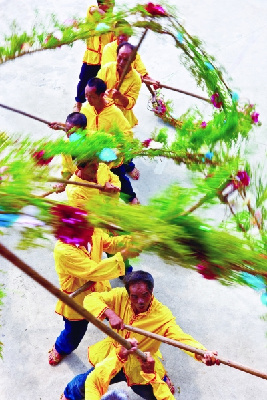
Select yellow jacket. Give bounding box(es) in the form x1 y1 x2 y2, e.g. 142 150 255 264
83 6 114 65
81 99 133 140
101 40 148 76
83 288 207 385
97 62 142 128
85 347 175 400
54 233 130 320
66 165 121 208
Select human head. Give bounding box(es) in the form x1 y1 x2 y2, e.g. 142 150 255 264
77 158 99 181
124 270 154 314
65 112 87 137
85 78 107 108
116 42 136 75
102 389 128 400
114 20 132 45
97 0 115 13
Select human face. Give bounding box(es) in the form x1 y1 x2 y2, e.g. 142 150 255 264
128 282 153 314
83 159 99 180
117 31 130 46
117 46 133 75
65 121 79 138
85 86 103 108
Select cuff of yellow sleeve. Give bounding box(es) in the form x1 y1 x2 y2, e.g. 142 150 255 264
114 252 125 276
140 371 157 383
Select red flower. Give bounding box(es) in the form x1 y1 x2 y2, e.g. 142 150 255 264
145 2 166 16
251 111 259 124
197 263 218 280
210 93 223 109
33 150 53 166
142 138 153 147
51 204 93 245
201 121 207 128
236 170 250 187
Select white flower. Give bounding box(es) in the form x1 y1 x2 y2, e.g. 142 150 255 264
53 30 63 41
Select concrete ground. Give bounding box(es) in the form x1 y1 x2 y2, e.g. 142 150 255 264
0 0 266 399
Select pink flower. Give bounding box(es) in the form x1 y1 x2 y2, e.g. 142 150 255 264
153 99 166 115
51 204 93 245
63 19 78 28
145 2 166 16
211 93 223 109
251 111 259 123
236 170 250 187
197 263 218 280
142 138 153 148
33 150 53 166
201 121 207 128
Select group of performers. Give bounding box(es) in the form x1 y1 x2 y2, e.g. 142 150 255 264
47 2 220 399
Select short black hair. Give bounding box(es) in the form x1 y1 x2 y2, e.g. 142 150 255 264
124 270 154 294
66 112 87 129
87 77 107 95
117 42 135 55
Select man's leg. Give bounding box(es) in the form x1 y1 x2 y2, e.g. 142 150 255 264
55 318 89 355
111 165 138 203
110 370 156 400
74 63 101 107
63 367 94 400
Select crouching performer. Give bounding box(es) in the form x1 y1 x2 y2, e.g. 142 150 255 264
60 271 219 399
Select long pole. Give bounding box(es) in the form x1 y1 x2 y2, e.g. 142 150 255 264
0 103 62 127
159 84 210 103
124 325 267 380
0 242 146 360
117 28 148 91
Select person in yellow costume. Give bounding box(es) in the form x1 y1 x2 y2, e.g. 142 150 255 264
74 0 115 112
48 219 140 366
60 338 176 400
81 77 139 204
102 20 161 87
49 112 120 198
61 271 220 399
97 42 142 128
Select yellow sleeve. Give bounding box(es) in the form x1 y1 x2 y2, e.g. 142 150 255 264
164 318 206 359
101 230 131 254
85 350 125 400
140 372 175 400
133 52 147 76
84 287 124 319
56 245 125 281
61 154 76 175
122 72 142 111
111 110 133 140
101 42 116 66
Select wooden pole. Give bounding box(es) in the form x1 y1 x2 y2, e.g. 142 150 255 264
125 325 267 380
0 103 63 128
117 28 148 91
69 281 95 298
159 84 210 103
47 178 105 191
0 242 146 360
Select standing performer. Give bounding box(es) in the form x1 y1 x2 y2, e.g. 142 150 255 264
81 77 139 204
48 222 140 366
60 271 219 399
102 20 161 87
74 0 115 112
97 42 142 128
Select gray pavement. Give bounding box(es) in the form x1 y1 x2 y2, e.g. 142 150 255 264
0 1 266 399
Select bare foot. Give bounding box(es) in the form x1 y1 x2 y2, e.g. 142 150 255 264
73 102 82 112
128 167 140 180
130 197 140 205
165 375 175 394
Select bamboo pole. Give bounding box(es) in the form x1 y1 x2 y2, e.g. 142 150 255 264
0 103 63 128
125 325 267 380
159 84 210 103
69 280 95 298
39 178 105 198
0 242 146 360
117 28 148 91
